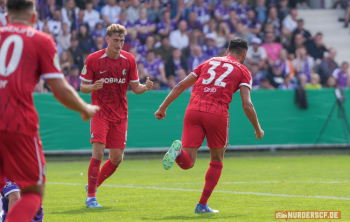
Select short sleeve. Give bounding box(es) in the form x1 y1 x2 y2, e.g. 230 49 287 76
3 180 20 198
39 37 64 79
129 56 139 82
79 56 94 83
239 68 252 90
192 62 206 78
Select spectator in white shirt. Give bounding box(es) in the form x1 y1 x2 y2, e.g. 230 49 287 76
246 37 267 69
84 0 100 29
61 0 79 29
169 20 189 49
101 0 121 25
283 8 298 33
48 9 63 37
56 23 72 50
127 0 141 24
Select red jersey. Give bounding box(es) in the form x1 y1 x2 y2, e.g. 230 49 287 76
0 24 63 136
187 55 252 117
80 49 139 122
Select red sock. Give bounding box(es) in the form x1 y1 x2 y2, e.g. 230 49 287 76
96 159 118 187
175 149 192 169
199 161 223 206
88 157 101 198
5 192 41 222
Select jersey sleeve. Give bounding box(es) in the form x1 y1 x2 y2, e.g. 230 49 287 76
192 62 206 78
79 56 94 83
129 56 139 83
39 36 64 79
239 67 252 90
2 180 20 198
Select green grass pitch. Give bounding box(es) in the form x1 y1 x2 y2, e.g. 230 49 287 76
44 154 350 221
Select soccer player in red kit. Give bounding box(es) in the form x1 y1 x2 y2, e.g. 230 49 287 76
155 38 264 213
80 24 153 208
0 1 99 222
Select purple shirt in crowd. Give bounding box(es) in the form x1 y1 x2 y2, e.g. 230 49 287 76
189 5 211 25
252 73 264 89
157 20 177 35
215 4 234 20
187 21 202 33
144 58 164 79
267 17 281 37
131 39 142 49
202 45 221 58
134 19 155 39
173 59 183 71
332 68 349 88
187 54 208 71
234 3 251 20
278 83 298 90
91 29 106 39
245 18 262 29
137 45 151 58
1 179 44 222
226 19 237 33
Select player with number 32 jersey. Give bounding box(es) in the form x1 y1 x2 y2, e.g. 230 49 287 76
155 38 264 214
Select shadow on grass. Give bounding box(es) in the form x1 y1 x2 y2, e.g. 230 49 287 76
51 206 115 215
141 214 244 220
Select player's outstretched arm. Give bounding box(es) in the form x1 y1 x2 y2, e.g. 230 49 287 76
80 79 103 94
130 77 153 94
154 73 197 120
240 86 264 139
47 78 100 121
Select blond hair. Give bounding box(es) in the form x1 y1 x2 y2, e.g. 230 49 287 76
106 24 127 37
311 73 320 81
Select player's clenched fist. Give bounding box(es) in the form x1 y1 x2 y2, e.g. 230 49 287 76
154 108 166 120
255 129 264 139
93 79 104 90
146 77 153 90
81 104 100 121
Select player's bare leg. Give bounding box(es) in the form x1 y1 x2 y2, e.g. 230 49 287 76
6 184 45 221
163 140 198 170
195 147 225 214
86 142 105 208
96 149 124 187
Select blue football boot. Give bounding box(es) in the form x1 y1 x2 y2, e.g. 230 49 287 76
195 203 219 214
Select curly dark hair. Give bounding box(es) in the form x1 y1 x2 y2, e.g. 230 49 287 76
228 37 248 55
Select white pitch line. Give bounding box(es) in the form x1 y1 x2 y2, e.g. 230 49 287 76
141 181 350 185
47 182 350 201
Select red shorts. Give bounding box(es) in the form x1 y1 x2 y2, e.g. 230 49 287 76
90 117 127 149
182 110 229 149
0 131 46 189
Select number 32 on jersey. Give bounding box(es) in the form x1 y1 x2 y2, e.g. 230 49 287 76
202 61 233 88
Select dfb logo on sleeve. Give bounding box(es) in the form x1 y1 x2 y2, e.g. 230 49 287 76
82 65 87 75
53 53 61 71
